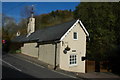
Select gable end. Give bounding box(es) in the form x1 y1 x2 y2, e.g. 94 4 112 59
60 19 89 41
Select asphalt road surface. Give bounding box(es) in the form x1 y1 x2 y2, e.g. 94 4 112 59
1 53 80 79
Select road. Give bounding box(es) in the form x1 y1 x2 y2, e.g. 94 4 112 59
1 53 80 79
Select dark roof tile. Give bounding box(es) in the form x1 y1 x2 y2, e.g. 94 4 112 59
12 19 77 43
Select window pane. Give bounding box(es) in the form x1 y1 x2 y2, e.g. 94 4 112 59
70 54 77 65
75 61 76 64
75 58 76 60
73 32 77 39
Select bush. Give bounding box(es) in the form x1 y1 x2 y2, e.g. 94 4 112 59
16 49 21 53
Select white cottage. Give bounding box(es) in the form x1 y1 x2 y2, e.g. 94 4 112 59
13 16 89 73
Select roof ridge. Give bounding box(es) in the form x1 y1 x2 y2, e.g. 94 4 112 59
36 19 76 31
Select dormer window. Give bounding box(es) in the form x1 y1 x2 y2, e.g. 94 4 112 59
73 32 78 40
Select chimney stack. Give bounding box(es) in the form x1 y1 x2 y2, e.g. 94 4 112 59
27 5 35 37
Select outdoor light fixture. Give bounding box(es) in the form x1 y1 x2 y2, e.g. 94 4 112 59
81 56 86 61
63 45 71 54
63 50 67 54
65 45 70 51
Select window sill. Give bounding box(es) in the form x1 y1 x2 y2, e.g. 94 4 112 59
69 64 77 67
73 39 78 40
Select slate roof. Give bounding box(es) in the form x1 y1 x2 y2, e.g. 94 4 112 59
12 19 77 43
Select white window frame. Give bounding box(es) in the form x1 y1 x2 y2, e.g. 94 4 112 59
73 32 78 40
69 54 77 66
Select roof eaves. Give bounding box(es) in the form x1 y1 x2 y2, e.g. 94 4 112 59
38 39 60 44
79 20 89 37
60 19 78 41
60 19 89 41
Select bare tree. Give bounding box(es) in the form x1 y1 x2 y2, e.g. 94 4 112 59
19 5 35 33
20 5 34 18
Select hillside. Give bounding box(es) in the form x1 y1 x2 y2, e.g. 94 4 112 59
34 10 74 30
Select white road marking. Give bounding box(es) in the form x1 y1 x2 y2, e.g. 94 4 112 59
9 54 45 68
9 54 77 78
0 59 22 72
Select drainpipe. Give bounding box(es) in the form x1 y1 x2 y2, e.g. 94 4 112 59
54 43 57 70
38 44 39 59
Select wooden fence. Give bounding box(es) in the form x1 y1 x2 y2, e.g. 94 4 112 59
85 60 111 73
